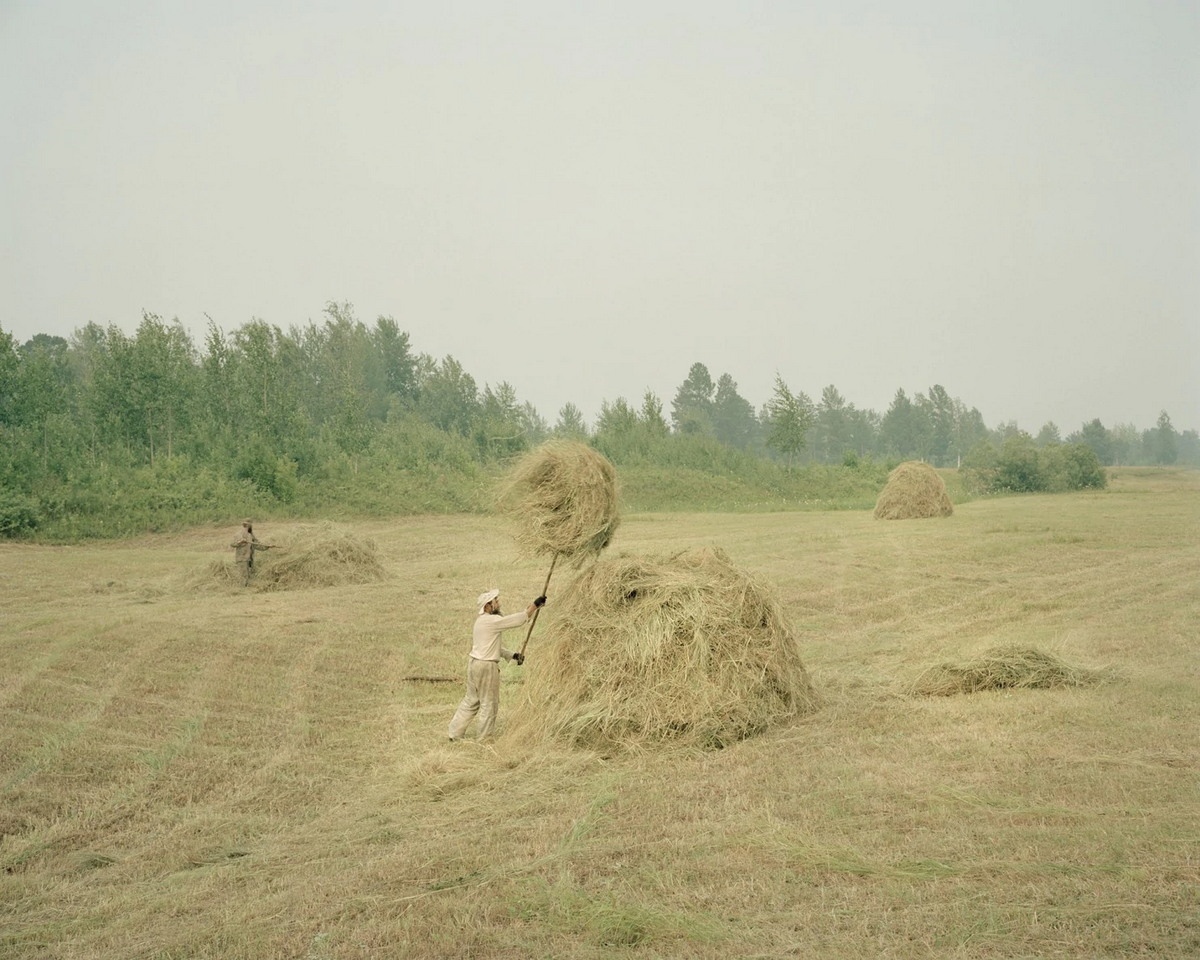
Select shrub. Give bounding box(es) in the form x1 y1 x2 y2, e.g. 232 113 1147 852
0 487 39 536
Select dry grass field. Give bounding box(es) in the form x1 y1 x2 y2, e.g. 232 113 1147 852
1 469 1197 959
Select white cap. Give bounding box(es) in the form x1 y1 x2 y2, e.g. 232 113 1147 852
477 589 500 614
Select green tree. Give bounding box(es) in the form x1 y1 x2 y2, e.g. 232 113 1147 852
373 315 416 404
1074 419 1112 466
476 381 525 458
593 396 649 462
671 362 715 436
712 373 757 449
814 385 850 463
554 402 588 438
880 388 931 460
918 384 956 466
1035 422 1061 447
1151 410 1178 465
641 391 669 438
994 433 1042 492
518 401 548 446
764 374 814 468
415 355 479 436
131 313 198 462
1109 423 1142 466
13 335 72 470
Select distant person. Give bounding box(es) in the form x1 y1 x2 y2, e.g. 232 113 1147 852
448 588 546 741
231 519 272 585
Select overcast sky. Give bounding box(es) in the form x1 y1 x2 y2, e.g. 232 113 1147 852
2 1 1197 433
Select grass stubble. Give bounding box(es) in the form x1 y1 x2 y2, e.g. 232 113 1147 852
0 469 1197 958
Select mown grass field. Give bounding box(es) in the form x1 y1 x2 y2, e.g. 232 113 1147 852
1 469 1197 959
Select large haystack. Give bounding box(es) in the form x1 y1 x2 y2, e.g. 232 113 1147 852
874 461 954 520
506 547 818 750
499 440 620 566
911 645 1108 696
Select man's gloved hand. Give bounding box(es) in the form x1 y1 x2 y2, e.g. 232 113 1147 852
534 595 547 607
512 652 525 666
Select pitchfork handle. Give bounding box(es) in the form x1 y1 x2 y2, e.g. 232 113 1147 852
519 553 558 657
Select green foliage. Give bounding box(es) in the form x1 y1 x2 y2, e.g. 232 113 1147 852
671 361 716 435
764 374 814 467
0 486 40 536
0 312 1183 541
1152 410 1179 466
963 436 1108 496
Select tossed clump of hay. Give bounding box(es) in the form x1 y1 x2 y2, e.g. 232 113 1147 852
911 645 1107 696
874 461 954 520
506 547 818 750
499 440 620 566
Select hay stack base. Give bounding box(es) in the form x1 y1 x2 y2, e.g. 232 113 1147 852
500 440 620 565
874 461 954 520
506 547 818 750
911 645 1108 696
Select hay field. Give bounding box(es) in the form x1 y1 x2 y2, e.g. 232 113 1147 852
1 469 1197 959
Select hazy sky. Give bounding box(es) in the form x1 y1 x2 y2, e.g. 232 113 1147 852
3 1 1197 433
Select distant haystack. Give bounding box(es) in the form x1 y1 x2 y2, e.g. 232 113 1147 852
253 524 386 591
499 440 620 566
911 645 1108 696
874 461 954 520
506 547 818 750
194 523 386 592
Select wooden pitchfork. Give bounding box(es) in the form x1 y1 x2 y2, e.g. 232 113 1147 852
518 553 558 659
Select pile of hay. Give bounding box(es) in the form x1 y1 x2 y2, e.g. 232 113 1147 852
252 524 387 591
506 547 818 750
874 461 954 520
499 440 620 565
194 523 387 591
911 645 1107 696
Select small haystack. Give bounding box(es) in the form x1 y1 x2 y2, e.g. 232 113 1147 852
911 645 1107 696
253 523 387 591
506 547 818 750
874 461 954 520
194 523 387 591
499 440 620 566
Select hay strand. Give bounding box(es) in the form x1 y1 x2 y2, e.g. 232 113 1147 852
499 440 620 565
910 645 1108 696
874 461 954 520
506 547 818 750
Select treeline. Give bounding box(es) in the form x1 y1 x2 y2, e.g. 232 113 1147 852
0 304 1194 537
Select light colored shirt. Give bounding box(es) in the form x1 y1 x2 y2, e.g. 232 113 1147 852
470 610 529 662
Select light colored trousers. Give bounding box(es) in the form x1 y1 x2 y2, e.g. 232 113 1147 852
448 658 501 740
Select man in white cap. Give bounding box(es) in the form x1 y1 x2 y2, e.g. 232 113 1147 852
448 587 546 741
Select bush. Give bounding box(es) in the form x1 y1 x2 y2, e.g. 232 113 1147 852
0 487 39 536
962 438 1108 495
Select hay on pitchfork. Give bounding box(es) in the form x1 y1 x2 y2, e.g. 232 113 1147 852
505 547 818 750
499 440 620 566
874 461 954 520
910 645 1108 696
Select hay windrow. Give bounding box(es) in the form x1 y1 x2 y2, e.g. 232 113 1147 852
874 460 954 520
192 523 387 591
499 440 620 565
506 547 818 750
910 645 1109 696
